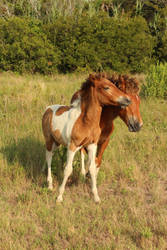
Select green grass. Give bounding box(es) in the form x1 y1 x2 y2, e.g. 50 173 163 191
141 63 167 98
0 72 167 249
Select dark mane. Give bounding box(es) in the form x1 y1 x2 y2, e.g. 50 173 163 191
80 73 107 91
108 74 140 95
80 79 92 92
80 73 140 95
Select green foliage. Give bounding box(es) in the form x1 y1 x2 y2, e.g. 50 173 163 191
141 63 167 98
0 17 60 74
149 6 167 63
160 30 167 61
45 14 154 73
94 15 154 73
0 0 166 74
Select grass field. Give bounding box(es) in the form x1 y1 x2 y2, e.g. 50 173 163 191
0 72 167 249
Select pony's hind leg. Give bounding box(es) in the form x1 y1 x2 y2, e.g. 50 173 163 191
46 139 57 190
87 144 100 203
81 148 86 177
57 148 76 202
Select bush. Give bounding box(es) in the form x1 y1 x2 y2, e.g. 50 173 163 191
158 30 167 62
0 14 155 74
93 15 154 73
0 17 61 74
141 63 167 98
46 14 154 73
45 15 103 73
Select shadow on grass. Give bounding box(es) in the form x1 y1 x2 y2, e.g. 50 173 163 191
0 136 82 185
0 136 45 181
52 147 82 185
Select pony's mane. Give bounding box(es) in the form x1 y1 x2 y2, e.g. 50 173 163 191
80 72 140 95
108 74 140 95
80 73 107 91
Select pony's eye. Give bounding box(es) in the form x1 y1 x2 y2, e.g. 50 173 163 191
103 87 110 90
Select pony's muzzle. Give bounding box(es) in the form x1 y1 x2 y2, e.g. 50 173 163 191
128 117 143 132
118 96 131 108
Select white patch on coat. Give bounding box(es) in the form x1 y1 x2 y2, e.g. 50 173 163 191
71 95 81 107
47 99 81 146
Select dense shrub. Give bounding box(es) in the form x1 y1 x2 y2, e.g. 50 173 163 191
93 15 154 73
45 15 104 72
158 30 167 62
46 14 154 73
0 14 155 74
0 17 60 74
141 63 167 98
0 0 167 75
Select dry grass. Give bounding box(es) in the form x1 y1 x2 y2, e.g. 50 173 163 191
0 72 167 249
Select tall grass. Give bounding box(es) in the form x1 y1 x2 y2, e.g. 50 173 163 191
141 63 167 98
0 0 99 21
0 72 167 249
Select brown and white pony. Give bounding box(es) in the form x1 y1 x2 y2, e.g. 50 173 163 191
71 74 143 176
42 74 131 203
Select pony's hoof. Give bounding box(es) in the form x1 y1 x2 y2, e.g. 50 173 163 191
94 197 101 203
56 196 63 203
48 185 53 190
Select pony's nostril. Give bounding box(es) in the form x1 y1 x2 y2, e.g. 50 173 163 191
118 96 131 107
128 117 142 132
135 122 140 131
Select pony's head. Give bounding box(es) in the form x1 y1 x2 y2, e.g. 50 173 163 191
110 74 143 132
81 73 131 108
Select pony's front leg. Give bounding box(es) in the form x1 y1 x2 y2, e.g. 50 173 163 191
87 144 100 203
57 148 76 202
96 124 114 170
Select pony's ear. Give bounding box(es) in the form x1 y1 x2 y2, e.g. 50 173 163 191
88 74 96 86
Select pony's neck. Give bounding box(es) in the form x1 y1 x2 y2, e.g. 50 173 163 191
103 106 121 120
81 87 102 124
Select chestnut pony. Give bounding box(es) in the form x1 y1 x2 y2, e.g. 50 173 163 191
42 74 131 203
71 74 143 176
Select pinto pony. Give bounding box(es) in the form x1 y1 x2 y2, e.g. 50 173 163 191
71 74 143 176
42 74 131 203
